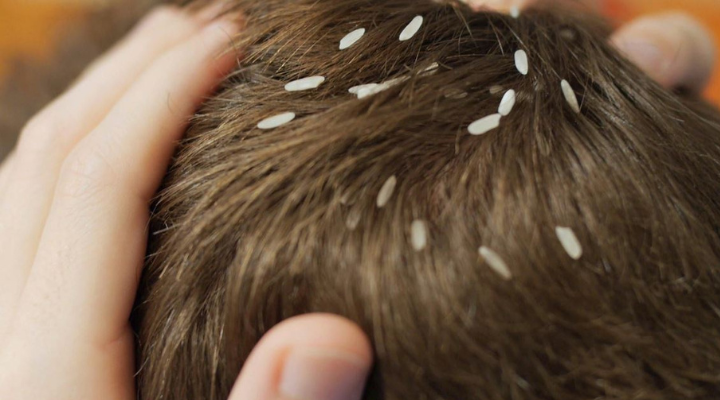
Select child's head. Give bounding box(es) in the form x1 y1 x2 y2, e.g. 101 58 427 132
136 1 720 399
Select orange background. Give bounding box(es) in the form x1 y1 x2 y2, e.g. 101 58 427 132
0 0 88 78
604 0 720 104
0 0 719 103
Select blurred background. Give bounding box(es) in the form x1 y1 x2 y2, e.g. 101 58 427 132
0 0 102 79
0 0 718 149
606 0 720 105
0 0 148 159
0 0 718 101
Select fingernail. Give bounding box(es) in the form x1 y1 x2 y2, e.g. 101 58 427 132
614 40 671 81
279 348 370 400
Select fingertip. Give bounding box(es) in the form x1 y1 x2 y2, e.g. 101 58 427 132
257 314 373 366
460 0 599 13
612 12 716 92
195 1 233 22
461 0 529 13
228 314 373 400
197 20 242 83
202 18 241 49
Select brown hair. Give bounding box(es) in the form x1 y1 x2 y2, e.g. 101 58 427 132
136 1 720 399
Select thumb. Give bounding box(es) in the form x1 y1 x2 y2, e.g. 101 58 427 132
227 313 373 400
611 12 716 93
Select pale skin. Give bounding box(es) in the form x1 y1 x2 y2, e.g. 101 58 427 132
0 1 714 400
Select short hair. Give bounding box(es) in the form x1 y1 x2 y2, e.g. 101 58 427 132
136 1 720 399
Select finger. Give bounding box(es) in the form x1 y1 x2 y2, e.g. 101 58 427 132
460 0 600 13
0 153 15 208
0 152 14 193
228 314 373 400
461 0 527 12
13 15 240 351
5 17 240 400
0 4 210 335
612 12 717 93
76 4 222 85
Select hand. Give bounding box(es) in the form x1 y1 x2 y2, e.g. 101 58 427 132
464 0 717 93
0 4 372 400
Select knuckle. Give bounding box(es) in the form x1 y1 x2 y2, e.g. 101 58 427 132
57 142 116 200
17 110 70 156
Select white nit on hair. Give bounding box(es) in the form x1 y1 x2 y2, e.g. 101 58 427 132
349 83 379 95
349 83 380 94
356 75 408 99
357 83 389 99
510 6 521 18
561 79 581 113
479 246 512 280
468 113 502 135
399 15 424 41
555 226 583 260
424 62 439 72
257 112 296 130
498 89 517 116
285 76 326 92
339 28 366 50
514 49 529 75
376 175 397 208
411 219 428 251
